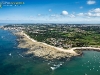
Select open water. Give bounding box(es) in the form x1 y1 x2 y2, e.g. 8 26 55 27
0 29 100 75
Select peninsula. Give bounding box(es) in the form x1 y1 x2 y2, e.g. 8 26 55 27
1 24 100 60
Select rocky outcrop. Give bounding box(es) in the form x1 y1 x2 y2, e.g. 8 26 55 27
15 32 100 60
15 32 78 60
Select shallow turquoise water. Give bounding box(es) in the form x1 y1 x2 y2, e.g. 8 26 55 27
0 29 100 75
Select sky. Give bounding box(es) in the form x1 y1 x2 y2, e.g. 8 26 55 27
0 0 100 24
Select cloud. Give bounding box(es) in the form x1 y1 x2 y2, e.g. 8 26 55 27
50 14 61 19
90 8 100 13
29 16 33 18
86 8 100 17
77 8 100 17
86 12 100 17
80 6 83 9
87 0 96 5
38 14 41 16
87 12 93 16
94 13 100 16
61 11 68 16
70 14 75 18
49 9 52 12
77 13 84 16
50 14 56 17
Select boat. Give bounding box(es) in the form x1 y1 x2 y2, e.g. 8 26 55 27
50 67 56 70
9 53 11 56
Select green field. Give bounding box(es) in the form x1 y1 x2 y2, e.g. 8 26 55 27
25 25 100 48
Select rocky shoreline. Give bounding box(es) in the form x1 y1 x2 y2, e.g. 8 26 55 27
14 32 79 60
14 31 100 60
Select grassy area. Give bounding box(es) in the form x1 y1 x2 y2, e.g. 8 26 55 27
25 26 100 48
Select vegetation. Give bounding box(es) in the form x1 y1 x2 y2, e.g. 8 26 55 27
24 25 100 48
3 24 100 48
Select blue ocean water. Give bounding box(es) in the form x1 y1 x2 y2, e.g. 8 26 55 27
0 29 100 75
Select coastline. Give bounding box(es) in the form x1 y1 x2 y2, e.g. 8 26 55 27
14 31 100 60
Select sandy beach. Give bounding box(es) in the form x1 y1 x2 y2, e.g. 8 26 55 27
15 31 100 60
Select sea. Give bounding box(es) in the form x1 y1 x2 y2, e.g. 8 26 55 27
0 29 100 75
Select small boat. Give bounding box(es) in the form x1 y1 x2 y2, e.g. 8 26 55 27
85 73 87 75
1 36 4 38
60 63 62 65
9 53 11 56
50 67 56 70
88 61 89 62
19 54 23 57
